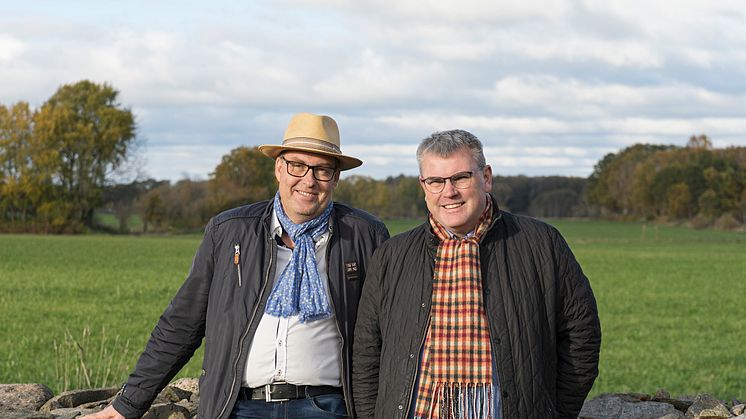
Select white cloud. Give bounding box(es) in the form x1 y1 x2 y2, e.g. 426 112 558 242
142 144 228 181
599 117 746 136
678 47 715 68
1 0 745 181
312 49 447 104
345 144 417 168
397 25 497 61
376 114 574 135
491 155 575 168
288 0 570 22
0 36 25 61
481 76 746 118
507 36 663 68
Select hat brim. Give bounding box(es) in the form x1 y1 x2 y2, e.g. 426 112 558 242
258 144 362 171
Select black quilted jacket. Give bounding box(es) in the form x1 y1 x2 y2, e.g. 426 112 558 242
353 196 601 419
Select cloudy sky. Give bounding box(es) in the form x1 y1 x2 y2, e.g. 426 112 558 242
1 0 745 182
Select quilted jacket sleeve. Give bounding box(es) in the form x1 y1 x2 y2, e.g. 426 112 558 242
112 219 215 418
553 229 601 419
352 246 386 419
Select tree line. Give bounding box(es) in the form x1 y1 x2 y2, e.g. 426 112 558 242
3 81 744 233
586 135 746 229
84 141 746 233
93 145 591 233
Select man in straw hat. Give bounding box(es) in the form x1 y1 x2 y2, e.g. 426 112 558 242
353 129 600 418
83 113 389 419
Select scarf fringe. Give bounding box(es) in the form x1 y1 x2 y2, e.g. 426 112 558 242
416 383 493 419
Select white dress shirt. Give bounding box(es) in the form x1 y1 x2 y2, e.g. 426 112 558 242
242 209 342 388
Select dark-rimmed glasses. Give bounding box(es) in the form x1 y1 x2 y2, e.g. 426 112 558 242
419 171 474 193
280 156 337 182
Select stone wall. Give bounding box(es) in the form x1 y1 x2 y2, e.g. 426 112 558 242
0 378 198 419
579 391 746 419
1 382 744 418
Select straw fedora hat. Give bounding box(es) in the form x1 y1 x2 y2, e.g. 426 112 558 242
258 112 362 171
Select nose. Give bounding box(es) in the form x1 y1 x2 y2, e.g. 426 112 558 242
300 169 318 187
441 179 459 197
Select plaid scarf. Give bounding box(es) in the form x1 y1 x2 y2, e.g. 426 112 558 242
414 195 494 419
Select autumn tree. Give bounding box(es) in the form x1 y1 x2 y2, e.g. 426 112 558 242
209 146 276 213
666 182 692 219
33 80 137 230
137 187 168 233
0 102 35 225
687 134 713 150
587 144 673 216
334 175 391 217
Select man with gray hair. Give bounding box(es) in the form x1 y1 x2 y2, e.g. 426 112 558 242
353 129 601 419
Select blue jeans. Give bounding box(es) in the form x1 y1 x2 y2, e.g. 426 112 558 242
229 393 348 419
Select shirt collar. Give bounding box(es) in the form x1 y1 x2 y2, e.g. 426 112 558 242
271 207 331 244
270 209 283 238
445 228 476 240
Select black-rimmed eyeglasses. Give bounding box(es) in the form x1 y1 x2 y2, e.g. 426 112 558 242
280 156 337 182
419 171 474 193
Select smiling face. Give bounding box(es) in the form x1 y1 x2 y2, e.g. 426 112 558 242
419 147 492 236
275 151 340 224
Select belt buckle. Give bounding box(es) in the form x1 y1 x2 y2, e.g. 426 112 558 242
265 383 290 402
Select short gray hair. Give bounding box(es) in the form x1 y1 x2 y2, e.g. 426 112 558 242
416 129 486 173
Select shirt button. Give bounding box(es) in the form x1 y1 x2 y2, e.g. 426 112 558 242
278 339 283 345
421 303 426 308
398 405 403 410
409 353 414 358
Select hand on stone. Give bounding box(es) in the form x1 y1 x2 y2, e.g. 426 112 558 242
79 404 125 419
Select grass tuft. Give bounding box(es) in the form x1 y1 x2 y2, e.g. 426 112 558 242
52 327 132 392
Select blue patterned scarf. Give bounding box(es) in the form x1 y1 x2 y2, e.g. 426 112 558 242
265 192 333 323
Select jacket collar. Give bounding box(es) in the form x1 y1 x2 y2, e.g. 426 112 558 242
260 197 337 239
424 193 502 248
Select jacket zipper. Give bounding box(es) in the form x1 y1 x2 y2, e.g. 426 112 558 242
480 230 508 419
234 243 242 287
482 297 504 418
404 308 431 416
404 240 438 417
216 236 274 419
325 223 354 416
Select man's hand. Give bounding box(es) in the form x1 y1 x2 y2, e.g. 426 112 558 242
79 405 125 419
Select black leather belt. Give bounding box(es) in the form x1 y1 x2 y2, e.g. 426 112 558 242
240 383 343 402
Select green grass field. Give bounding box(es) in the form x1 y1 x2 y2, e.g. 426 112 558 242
1 220 745 399
552 220 746 400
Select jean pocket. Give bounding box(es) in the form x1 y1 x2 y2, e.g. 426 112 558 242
309 394 348 417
